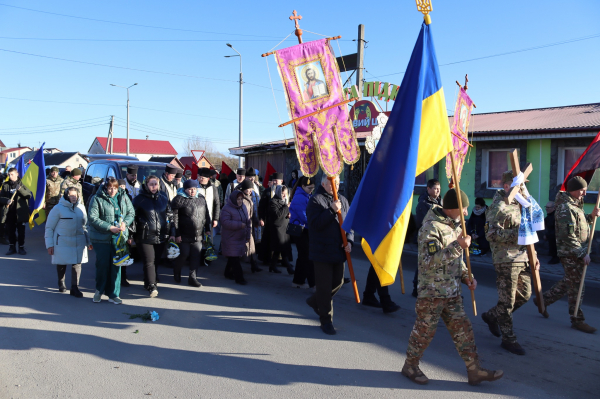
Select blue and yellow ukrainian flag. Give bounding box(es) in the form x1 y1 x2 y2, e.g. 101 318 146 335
21 144 47 228
342 21 453 286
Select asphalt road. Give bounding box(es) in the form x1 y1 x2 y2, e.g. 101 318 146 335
1 227 599 398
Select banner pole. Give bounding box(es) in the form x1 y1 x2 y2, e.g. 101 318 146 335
574 192 600 317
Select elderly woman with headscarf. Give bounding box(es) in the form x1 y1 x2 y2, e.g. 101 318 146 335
237 179 261 273
87 177 135 305
45 186 92 298
268 185 293 274
220 190 251 285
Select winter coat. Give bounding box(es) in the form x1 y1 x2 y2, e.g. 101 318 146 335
197 181 221 223
269 195 292 256
554 191 594 258
306 185 354 263
0 179 32 224
240 192 257 255
45 175 64 207
467 209 490 251
132 185 175 245
220 191 251 257
159 175 178 203
87 187 135 243
171 188 211 243
415 193 441 229
45 196 91 265
289 187 310 227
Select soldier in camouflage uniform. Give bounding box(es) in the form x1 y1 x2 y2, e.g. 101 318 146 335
541 176 599 334
60 168 83 204
402 189 503 386
45 166 64 216
482 171 539 356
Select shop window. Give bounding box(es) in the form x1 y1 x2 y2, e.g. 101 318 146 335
558 147 600 192
482 149 519 189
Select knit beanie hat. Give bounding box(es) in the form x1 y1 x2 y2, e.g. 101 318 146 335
239 179 254 191
567 176 587 192
443 189 469 209
117 179 126 187
71 168 82 177
183 179 199 189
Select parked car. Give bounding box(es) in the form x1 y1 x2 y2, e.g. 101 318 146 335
82 157 169 207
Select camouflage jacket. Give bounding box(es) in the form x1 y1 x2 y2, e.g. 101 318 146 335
45 176 64 206
60 177 83 204
554 191 593 258
417 207 470 298
485 189 528 265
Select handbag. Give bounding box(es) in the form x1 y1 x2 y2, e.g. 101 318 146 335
286 222 304 237
204 233 218 261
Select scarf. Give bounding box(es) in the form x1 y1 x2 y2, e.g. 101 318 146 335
518 195 545 245
473 206 487 216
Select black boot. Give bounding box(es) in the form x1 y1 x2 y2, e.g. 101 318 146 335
188 270 202 287
380 295 401 314
58 281 67 293
6 245 16 255
269 259 282 273
57 265 67 292
70 286 83 298
174 266 182 284
250 256 262 273
362 292 382 308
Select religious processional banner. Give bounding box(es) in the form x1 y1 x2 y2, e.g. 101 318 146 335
275 39 360 177
445 87 474 180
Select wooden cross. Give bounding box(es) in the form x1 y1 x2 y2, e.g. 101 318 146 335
289 10 303 44
506 149 546 315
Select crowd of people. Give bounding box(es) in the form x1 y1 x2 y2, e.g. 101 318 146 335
0 161 597 386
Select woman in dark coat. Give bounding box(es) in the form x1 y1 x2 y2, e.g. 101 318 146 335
132 175 175 297
289 176 315 288
268 185 293 274
220 190 251 285
237 179 261 273
467 197 490 255
0 168 32 255
171 179 211 287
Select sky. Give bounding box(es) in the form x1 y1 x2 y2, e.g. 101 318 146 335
0 0 598 156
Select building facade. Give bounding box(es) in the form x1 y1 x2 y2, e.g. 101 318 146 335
88 137 178 162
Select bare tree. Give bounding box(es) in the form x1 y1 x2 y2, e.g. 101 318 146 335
183 136 239 171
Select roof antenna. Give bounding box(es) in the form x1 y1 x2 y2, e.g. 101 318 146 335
146 135 149 140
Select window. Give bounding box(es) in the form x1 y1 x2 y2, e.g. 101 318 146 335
483 149 519 189
558 147 600 192
107 168 117 179
84 164 96 184
120 164 167 183
415 167 435 186
90 164 108 185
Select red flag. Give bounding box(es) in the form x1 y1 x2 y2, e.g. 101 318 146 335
191 163 198 180
221 161 233 178
263 162 276 188
561 131 600 191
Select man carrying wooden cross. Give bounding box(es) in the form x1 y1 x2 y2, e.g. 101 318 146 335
541 176 599 334
482 171 540 356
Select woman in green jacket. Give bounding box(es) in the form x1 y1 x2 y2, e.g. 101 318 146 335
88 177 135 305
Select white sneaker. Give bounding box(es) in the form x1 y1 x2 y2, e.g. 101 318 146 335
93 290 102 303
292 282 309 289
108 297 123 305
149 288 158 298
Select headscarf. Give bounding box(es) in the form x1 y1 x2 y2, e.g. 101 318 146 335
273 185 288 205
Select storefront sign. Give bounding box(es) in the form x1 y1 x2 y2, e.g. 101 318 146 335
344 81 400 102
350 100 381 132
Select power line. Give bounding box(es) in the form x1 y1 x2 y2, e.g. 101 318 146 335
0 48 283 91
0 116 109 131
0 122 108 136
369 33 600 79
0 3 282 38
0 36 292 42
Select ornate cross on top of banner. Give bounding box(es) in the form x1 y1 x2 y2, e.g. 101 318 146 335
290 10 303 44
506 150 546 315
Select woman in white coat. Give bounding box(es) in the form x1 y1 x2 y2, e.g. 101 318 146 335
45 187 92 298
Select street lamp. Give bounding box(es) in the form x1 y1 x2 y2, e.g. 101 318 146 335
110 83 138 156
225 43 243 168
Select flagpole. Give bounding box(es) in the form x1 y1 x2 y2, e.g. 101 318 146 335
328 176 360 303
574 192 600 317
450 150 477 315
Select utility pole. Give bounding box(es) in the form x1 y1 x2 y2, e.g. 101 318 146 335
107 116 114 154
356 24 365 96
110 83 137 156
225 44 243 168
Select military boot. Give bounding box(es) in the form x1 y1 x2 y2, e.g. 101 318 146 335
571 322 597 334
481 312 501 337
501 340 526 355
401 359 429 385
466 360 503 386
533 297 549 318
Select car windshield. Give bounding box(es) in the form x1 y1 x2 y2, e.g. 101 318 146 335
119 164 166 183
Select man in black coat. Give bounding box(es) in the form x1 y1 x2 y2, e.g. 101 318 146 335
544 201 559 264
0 168 33 255
305 175 354 335
258 172 283 264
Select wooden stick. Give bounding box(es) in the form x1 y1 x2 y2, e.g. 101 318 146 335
574 193 600 317
450 150 477 315
451 130 474 148
261 36 342 57
328 176 360 303
399 260 405 294
278 98 358 127
4 183 19 209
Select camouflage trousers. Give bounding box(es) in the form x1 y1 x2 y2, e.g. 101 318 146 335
406 296 478 363
488 264 532 343
542 256 585 323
